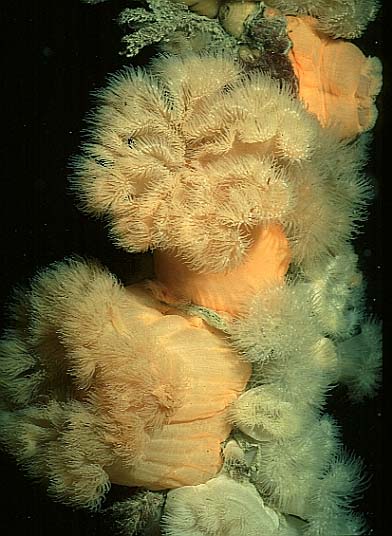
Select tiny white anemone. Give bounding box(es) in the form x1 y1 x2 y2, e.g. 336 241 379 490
301 246 366 338
228 385 317 441
251 414 341 517
337 318 382 400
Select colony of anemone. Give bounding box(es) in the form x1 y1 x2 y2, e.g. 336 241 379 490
0 1 382 535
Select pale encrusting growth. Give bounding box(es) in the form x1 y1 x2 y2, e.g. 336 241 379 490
265 0 380 38
117 0 238 58
71 53 372 273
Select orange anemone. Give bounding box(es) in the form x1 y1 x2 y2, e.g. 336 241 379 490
103 282 252 490
153 223 291 316
286 15 382 139
0 259 251 507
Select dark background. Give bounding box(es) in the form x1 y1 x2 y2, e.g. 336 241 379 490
1 1 385 534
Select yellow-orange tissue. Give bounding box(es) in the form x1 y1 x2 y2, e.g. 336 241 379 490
287 16 382 139
103 283 251 489
153 223 291 316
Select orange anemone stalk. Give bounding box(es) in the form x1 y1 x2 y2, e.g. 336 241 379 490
153 223 291 316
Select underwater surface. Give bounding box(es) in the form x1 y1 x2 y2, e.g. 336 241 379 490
1 0 384 534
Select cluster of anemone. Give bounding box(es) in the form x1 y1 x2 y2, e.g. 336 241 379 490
0 8 383 534
0 257 251 509
223 275 380 534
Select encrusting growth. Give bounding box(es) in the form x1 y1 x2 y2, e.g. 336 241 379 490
117 0 237 58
